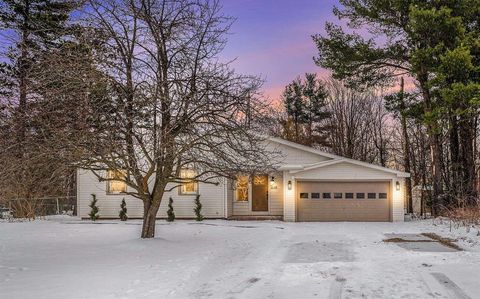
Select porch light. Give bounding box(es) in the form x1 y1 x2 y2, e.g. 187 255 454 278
287 180 292 190
270 176 277 189
396 181 400 191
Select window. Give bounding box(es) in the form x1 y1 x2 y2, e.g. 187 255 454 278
235 175 249 201
311 193 320 199
106 170 127 194
179 169 198 195
300 193 309 199
379 193 387 199
368 193 376 199
356 193 365 199
323 193 331 199
334 193 342 199
345 193 354 199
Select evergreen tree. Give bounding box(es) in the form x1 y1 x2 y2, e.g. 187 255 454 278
166 197 175 222
88 194 99 221
282 74 330 146
283 79 304 143
301 73 330 146
0 0 77 142
193 195 204 221
313 0 480 212
0 0 79 210
119 198 128 221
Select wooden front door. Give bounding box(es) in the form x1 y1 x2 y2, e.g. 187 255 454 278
252 175 268 211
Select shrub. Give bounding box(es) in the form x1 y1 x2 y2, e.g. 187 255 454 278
443 204 480 234
193 194 203 221
89 194 99 221
119 198 128 221
167 197 175 222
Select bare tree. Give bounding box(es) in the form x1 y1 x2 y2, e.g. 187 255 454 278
324 80 393 165
52 0 276 238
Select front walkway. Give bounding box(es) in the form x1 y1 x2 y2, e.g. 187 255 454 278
0 218 478 298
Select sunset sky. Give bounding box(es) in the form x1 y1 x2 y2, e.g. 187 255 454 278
220 0 340 101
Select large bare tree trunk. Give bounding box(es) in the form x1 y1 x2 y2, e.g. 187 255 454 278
141 202 159 238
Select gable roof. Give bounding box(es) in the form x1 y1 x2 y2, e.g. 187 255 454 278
267 137 340 160
268 137 410 178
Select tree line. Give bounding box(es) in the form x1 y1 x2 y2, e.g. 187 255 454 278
0 0 276 237
0 0 479 237
270 0 480 215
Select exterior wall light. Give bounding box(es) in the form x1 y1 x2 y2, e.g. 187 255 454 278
287 180 292 190
270 176 277 189
396 181 401 191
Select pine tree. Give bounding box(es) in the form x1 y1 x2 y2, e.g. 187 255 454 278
166 197 175 222
119 198 128 221
193 195 204 221
282 74 330 146
0 0 77 143
88 194 99 221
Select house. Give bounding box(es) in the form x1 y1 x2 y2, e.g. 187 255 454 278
77 137 409 222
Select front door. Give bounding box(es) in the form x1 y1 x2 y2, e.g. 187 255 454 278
252 175 268 211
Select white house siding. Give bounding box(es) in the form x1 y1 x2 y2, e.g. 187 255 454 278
284 162 405 222
77 169 225 219
231 173 284 216
226 179 233 218
392 178 405 221
283 171 296 222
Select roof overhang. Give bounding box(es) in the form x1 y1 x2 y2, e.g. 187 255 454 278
289 159 410 178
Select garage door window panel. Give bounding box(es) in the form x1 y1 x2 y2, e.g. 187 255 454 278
323 193 331 199
379 193 387 199
300 192 309 199
345 193 354 199
334 193 342 199
356 193 365 199
368 193 376 199
311 193 320 199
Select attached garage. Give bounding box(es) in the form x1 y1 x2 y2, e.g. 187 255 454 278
278 148 409 223
296 181 391 222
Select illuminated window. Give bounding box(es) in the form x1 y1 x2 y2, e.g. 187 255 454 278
106 170 127 194
179 169 198 195
235 175 249 201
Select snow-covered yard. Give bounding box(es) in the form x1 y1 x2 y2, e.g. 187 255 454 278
1 218 479 299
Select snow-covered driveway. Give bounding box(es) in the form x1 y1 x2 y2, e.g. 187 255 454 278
1 218 479 298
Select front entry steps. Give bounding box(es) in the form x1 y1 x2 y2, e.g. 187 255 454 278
228 215 283 221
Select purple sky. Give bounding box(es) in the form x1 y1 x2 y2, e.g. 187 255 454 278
220 0 340 101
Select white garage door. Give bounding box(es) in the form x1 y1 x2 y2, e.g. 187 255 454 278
297 181 391 222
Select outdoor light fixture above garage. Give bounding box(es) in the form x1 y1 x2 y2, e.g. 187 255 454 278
287 180 292 190
396 181 400 191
